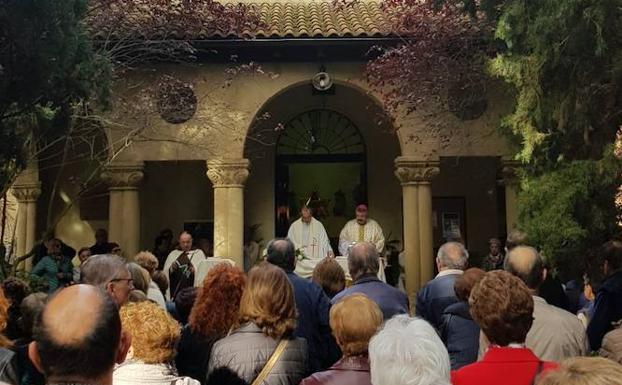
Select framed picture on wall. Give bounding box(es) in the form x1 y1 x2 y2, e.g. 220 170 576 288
442 212 462 240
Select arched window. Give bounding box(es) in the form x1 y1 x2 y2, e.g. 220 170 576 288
277 109 365 156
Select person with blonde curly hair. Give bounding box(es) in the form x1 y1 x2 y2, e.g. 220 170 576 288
536 356 622 385
176 263 246 384
114 301 199 385
207 262 308 385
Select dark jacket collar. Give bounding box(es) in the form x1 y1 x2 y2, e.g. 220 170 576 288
602 270 622 294
443 301 472 319
330 355 370 372
354 274 381 285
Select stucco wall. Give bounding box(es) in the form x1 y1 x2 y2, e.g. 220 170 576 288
37 59 515 256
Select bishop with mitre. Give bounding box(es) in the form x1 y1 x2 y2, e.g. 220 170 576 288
339 204 385 256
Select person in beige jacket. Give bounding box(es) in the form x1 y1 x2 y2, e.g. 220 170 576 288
479 246 587 361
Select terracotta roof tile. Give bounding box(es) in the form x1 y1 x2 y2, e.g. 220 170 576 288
89 1 393 40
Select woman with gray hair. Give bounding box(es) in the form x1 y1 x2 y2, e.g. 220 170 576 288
369 315 451 385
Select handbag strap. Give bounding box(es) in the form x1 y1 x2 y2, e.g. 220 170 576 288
251 339 288 385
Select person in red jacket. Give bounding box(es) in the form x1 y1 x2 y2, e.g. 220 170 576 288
451 271 558 385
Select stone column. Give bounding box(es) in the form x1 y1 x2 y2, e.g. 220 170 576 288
101 163 144 258
11 183 41 270
499 159 520 234
207 159 249 268
395 157 440 306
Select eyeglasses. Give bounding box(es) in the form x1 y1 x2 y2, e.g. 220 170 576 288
110 278 133 286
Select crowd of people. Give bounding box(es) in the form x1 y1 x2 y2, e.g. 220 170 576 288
0 227 620 385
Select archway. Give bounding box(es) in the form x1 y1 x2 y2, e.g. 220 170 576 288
244 81 401 261
274 109 367 249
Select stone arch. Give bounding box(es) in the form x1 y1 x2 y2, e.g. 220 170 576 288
243 79 403 252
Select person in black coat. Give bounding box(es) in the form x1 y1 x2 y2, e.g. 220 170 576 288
440 268 486 370
416 242 469 330
266 238 340 372
588 241 622 351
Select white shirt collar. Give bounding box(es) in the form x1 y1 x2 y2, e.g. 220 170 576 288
436 269 464 278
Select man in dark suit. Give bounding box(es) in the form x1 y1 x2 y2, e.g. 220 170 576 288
416 241 469 330
332 242 408 321
266 238 339 372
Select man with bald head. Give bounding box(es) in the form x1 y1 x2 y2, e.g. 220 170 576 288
416 241 469 330
332 242 408 320
28 285 130 385
162 231 206 300
498 245 586 361
80 254 134 306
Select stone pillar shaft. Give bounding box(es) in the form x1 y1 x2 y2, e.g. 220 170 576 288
101 163 144 258
207 159 249 268
12 183 41 270
395 157 440 308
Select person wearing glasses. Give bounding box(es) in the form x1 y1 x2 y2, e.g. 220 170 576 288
80 254 134 306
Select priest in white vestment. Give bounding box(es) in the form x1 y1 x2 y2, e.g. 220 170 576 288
287 205 334 278
339 204 385 257
162 231 206 300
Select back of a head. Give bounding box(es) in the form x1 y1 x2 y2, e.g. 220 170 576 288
369 315 450 385
120 301 180 364
20 293 47 340
174 286 198 325
536 357 622 385
601 240 622 273
152 270 169 295
80 254 126 288
437 242 469 271
469 270 534 346
454 268 486 302
506 229 528 251
348 242 380 280
240 262 296 339
33 285 121 381
134 251 158 276
190 263 246 336
126 262 150 294
312 258 346 298
2 277 30 306
504 245 543 290
330 294 382 356
266 238 296 272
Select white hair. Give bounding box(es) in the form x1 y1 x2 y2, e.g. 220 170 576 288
436 242 469 270
369 315 451 385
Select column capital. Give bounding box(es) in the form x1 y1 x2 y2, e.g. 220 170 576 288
207 159 250 188
101 162 145 190
11 183 41 203
394 157 440 185
498 158 521 187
